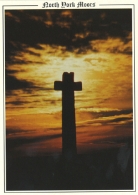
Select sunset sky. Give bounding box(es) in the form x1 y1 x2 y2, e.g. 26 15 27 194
5 9 133 157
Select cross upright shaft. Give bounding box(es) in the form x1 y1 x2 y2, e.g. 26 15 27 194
54 72 82 159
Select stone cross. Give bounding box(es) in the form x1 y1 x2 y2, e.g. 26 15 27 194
54 72 82 159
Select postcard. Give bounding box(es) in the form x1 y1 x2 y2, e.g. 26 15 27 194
0 0 137 194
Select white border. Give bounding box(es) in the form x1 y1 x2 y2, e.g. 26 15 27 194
1 0 137 194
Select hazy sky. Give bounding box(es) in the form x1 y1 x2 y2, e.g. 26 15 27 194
5 9 133 156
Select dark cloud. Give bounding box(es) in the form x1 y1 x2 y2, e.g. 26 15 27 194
76 109 133 128
87 121 133 143
5 9 132 62
109 117 132 123
97 108 132 118
106 44 132 55
82 108 132 118
5 69 53 95
25 49 41 57
6 100 30 106
122 47 132 55
6 128 34 136
88 116 132 126
91 136 133 146
5 74 35 91
6 132 62 149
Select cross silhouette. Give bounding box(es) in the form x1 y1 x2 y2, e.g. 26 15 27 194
54 72 82 159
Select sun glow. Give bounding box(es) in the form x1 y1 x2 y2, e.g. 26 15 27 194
6 42 132 116
5 9 133 157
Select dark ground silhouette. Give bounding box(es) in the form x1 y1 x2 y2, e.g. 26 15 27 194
6 145 133 191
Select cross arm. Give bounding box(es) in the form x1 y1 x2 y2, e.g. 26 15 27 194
54 81 63 90
54 80 82 91
74 82 82 91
